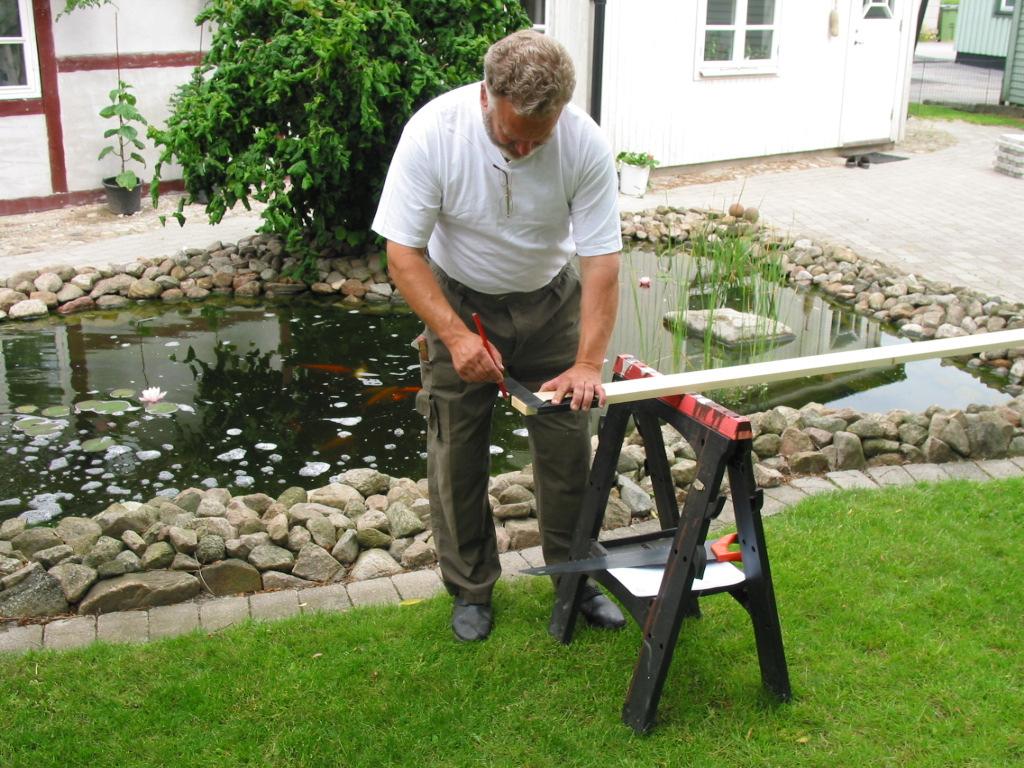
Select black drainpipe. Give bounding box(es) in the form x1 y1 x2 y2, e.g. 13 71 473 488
589 0 607 124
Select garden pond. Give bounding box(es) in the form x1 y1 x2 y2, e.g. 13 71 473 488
0 249 1011 524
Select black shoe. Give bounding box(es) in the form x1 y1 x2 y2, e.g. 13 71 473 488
580 592 626 630
452 598 492 642
858 155 871 169
845 156 857 168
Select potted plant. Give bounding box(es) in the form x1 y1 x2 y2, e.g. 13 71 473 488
99 78 148 215
616 150 658 197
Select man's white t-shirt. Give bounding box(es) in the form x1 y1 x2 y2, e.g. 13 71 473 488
371 83 622 294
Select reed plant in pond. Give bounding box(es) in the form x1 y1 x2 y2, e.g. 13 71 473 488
625 225 787 384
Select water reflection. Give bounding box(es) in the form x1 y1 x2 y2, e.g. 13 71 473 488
614 249 1010 413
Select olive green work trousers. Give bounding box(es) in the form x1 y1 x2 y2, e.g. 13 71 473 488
418 262 592 605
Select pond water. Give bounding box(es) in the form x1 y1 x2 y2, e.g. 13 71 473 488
0 249 1010 524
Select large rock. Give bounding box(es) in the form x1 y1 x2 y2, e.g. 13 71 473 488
965 412 1013 458
248 544 295 572
670 459 698 487
663 308 794 346
0 562 69 617
31 544 74 568
288 502 337 525
307 483 364 511
8 299 49 320
922 436 955 464
614 475 655 518
504 518 541 549
331 529 360 564
83 535 124 568
0 517 26 540
386 502 426 538
141 541 176 570
832 431 866 470
304 514 337 550
348 548 402 581
93 502 159 537
56 516 102 555
400 540 437 568
848 415 895 440
779 427 814 456
337 468 390 497
291 543 342 582
89 273 134 298
196 534 226 564
199 559 262 596
789 451 831 475
11 527 62 557
48 562 98 603
602 497 632 530
930 413 970 456
78 570 201 614
127 278 163 299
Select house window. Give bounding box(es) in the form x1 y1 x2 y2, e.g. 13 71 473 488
0 0 40 99
699 0 779 75
520 0 546 31
996 0 1015 16
863 0 895 19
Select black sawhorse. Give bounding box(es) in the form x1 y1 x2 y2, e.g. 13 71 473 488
532 354 791 733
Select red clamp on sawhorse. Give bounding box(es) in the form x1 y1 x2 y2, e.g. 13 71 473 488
526 354 791 733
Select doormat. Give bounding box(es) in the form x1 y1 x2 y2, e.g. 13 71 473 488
861 152 908 164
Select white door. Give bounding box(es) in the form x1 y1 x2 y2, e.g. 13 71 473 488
839 0 904 146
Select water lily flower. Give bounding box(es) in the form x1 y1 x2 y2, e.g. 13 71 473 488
139 387 166 405
638 276 652 289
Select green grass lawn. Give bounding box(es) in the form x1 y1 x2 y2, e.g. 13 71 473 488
2 479 1023 768
910 102 1024 129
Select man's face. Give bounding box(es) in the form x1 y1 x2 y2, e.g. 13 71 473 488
480 84 560 160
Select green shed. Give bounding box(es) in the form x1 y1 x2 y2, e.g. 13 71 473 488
1004 0 1024 104
956 0 1015 63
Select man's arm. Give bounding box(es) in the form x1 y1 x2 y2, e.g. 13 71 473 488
386 241 504 384
539 252 620 410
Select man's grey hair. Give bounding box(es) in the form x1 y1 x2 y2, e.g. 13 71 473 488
483 29 576 117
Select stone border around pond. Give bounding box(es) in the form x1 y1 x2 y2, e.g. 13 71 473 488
4 457 1024 653
3 207 1024 624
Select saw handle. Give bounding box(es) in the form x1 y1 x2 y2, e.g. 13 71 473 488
711 533 742 563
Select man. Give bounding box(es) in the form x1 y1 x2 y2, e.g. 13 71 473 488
372 29 624 642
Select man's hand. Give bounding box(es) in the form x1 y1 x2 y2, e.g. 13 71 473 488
539 362 605 411
449 330 505 384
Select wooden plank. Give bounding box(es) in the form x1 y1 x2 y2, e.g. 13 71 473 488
511 328 1024 415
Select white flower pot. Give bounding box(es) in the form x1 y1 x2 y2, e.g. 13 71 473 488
619 163 650 197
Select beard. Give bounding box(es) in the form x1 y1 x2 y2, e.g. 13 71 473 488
481 107 532 160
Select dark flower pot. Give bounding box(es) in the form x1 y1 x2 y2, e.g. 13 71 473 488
102 177 142 216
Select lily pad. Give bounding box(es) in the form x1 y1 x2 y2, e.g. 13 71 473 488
13 417 65 437
146 402 178 415
77 400 132 415
14 405 38 414
110 388 136 399
41 406 71 418
81 436 116 452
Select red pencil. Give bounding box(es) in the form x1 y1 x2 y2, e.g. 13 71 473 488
471 312 509 397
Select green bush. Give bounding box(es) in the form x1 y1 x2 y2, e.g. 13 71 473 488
150 0 530 274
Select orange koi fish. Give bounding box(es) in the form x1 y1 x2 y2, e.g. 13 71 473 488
364 386 421 408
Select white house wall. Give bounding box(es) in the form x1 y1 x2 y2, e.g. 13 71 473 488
50 0 207 55
0 115 52 197
59 67 185 192
547 0 917 169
